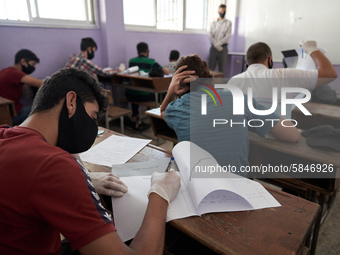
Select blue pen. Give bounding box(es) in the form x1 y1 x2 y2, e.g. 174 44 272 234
302 48 303 58
165 157 174 172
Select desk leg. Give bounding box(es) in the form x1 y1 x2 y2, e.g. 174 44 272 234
155 92 159 107
111 84 118 106
310 193 326 255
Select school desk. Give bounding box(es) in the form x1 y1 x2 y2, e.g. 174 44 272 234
83 127 320 255
248 131 340 255
292 102 340 129
0 96 16 126
109 73 171 108
145 108 178 144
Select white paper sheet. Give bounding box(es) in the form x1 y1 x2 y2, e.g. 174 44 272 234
80 135 151 167
112 175 196 242
111 141 281 242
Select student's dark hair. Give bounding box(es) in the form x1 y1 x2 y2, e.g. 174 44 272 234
30 68 108 115
169 50 180 61
14 49 40 64
246 42 272 65
175 54 212 78
81 37 97 51
137 42 149 54
219 4 227 9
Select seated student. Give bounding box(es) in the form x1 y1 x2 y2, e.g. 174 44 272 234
163 50 180 74
126 42 169 131
65 37 125 81
161 54 300 175
0 68 181 255
228 41 337 118
0 49 44 125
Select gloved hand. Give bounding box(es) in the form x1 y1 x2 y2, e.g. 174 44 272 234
118 63 126 72
214 44 223 52
147 170 181 206
89 172 128 197
300 41 319 55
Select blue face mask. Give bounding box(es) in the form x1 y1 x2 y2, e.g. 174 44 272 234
57 97 98 153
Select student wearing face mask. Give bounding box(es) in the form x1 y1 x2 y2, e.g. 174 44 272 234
0 49 44 125
0 68 181 255
65 37 126 81
227 41 337 118
208 4 232 75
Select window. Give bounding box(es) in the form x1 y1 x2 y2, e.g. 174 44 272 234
0 0 97 28
123 0 227 33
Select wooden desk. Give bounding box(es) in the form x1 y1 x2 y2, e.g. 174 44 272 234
85 127 320 255
292 102 340 129
0 96 16 126
145 108 178 144
110 73 172 108
248 131 340 255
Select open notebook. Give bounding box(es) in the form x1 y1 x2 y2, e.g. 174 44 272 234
111 141 281 242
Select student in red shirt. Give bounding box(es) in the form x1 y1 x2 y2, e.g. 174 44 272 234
0 67 181 255
0 49 44 125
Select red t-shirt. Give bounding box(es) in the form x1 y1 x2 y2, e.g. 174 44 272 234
0 125 116 254
0 67 27 114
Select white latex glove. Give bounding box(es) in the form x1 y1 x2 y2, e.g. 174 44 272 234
300 41 319 54
88 172 128 197
147 169 181 207
214 44 223 52
118 63 126 72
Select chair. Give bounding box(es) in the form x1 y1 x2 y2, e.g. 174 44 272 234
101 89 132 134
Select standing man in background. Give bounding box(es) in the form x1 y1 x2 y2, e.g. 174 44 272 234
208 4 232 75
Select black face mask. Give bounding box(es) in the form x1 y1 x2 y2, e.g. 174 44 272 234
87 49 95 60
219 12 226 18
268 58 273 69
57 97 98 154
21 60 35 74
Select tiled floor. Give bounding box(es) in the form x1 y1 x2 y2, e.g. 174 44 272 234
104 116 340 255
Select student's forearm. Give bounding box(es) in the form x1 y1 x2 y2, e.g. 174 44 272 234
312 51 337 86
129 193 168 254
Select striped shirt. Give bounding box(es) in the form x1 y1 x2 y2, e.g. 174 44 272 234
65 53 118 78
129 55 162 72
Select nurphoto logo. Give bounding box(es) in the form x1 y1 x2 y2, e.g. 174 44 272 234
199 84 312 128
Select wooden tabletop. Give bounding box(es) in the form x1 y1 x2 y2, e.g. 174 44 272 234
85 127 320 255
169 186 320 255
0 96 16 125
292 102 340 129
111 73 172 93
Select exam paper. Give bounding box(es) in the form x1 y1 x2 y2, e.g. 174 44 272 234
80 135 151 167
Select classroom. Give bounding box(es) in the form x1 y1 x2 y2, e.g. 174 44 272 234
0 0 340 255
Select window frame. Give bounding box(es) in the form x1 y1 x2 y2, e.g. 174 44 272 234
124 0 226 34
0 0 99 29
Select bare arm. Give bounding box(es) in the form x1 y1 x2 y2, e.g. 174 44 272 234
79 193 168 255
162 67 170 75
268 118 300 143
20 75 44 88
161 65 197 121
311 51 338 87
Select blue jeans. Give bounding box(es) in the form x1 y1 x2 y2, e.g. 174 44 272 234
12 106 31 125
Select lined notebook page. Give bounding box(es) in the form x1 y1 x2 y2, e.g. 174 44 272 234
112 175 197 242
80 135 151 167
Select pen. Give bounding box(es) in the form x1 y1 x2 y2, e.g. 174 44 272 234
302 48 303 58
165 157 174 172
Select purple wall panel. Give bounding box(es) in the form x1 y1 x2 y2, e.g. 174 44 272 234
0 26 102 79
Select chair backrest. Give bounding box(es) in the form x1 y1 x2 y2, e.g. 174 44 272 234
101 89 114 105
